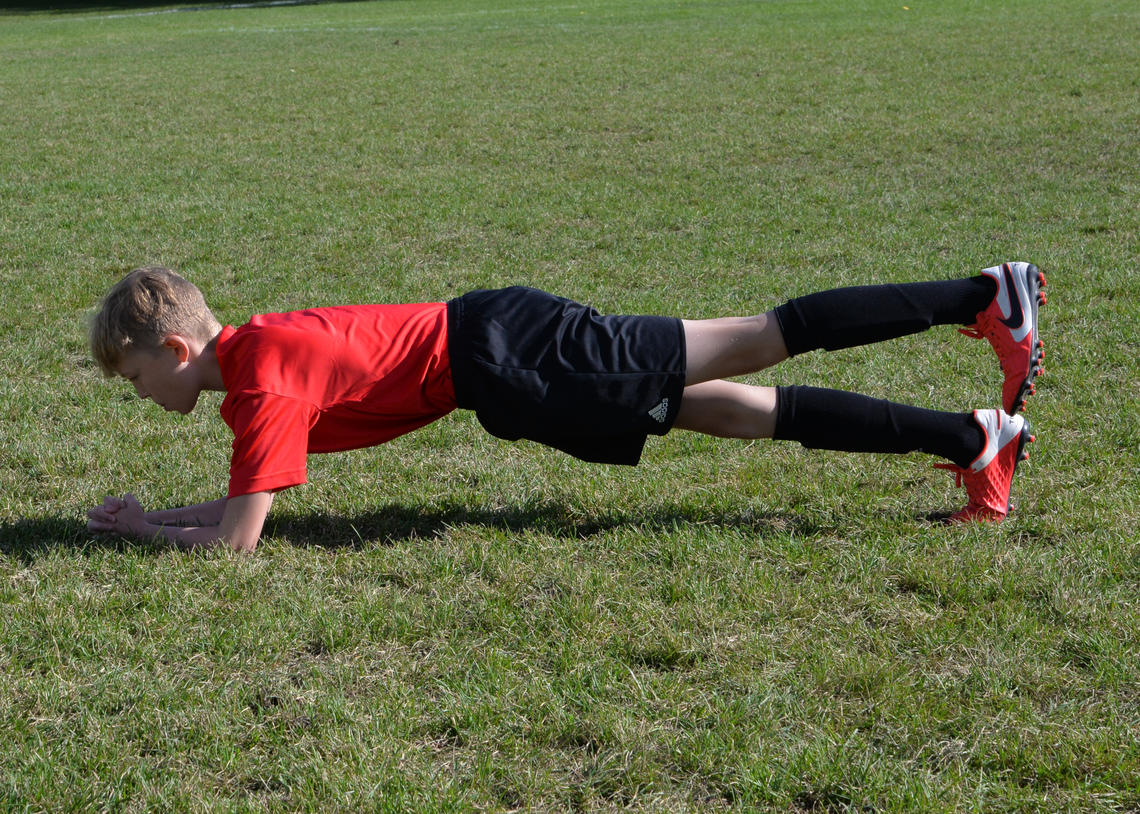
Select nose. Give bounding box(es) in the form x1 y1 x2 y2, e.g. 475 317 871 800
132 381 148 400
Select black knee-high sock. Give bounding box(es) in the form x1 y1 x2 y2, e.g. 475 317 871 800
773 385 984 469
774 276 996 357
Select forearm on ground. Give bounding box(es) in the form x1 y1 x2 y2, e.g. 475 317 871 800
145 497 228 527
144 522 228 552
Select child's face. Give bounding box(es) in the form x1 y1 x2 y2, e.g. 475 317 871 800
115 342 201 415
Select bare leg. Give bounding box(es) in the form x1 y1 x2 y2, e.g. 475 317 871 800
682 311 789 386
673 380 778 439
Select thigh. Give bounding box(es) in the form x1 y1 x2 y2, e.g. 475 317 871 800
681 312 789 385
674 380 778 439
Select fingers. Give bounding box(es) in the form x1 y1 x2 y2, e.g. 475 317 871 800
88 495 135 534
98 495 126 513
87 502 119 530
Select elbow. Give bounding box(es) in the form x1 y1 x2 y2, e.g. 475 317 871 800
219 491 272 554
228 534 259 554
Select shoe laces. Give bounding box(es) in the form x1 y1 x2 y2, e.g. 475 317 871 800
933 462 968 490
958 307 1009 344
934 462 1000 518
930 460 975 492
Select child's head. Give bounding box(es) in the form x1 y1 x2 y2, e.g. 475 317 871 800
90 267 222 377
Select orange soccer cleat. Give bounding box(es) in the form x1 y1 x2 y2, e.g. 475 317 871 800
936 408 1034 523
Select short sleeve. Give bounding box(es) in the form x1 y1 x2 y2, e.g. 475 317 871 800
224 390 317 498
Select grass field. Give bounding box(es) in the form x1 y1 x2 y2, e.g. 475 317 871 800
2 0 1139 810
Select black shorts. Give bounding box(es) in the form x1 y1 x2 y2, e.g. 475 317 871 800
447 287 686 465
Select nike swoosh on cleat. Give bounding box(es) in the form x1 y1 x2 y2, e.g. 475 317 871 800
998 264 1031 341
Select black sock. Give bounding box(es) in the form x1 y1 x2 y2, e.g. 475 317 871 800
773 385 984 469
774 276 997 356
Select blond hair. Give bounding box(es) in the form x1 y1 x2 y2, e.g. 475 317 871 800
90 267 221 376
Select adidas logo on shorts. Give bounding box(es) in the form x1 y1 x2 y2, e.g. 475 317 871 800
648 398 669 424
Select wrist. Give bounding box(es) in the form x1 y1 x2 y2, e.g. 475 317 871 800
137 520 160 540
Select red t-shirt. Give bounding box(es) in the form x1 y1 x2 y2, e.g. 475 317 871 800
215 302 456 498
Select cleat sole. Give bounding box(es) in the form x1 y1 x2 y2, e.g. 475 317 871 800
1011 264 1045 414
1007 423 1034 511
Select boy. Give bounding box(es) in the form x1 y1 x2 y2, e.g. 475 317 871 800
86 263 1046 552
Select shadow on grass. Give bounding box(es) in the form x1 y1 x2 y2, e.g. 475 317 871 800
0 514 157 562
0 502 811 561
267 498 827 549
1 501 947 559
0 501 943 558
0 502 810 561
1 0 371 14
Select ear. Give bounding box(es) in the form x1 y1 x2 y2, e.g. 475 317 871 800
162 335 193 364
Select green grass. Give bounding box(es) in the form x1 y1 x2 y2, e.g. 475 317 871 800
2 0 1139 810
